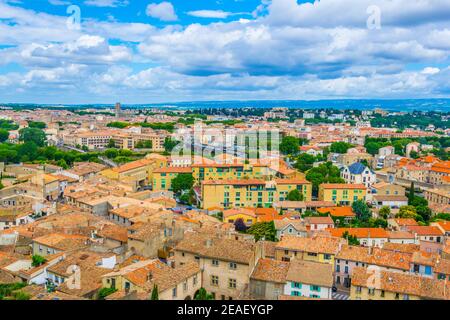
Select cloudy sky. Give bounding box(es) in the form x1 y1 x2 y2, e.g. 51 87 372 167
0 0 449 104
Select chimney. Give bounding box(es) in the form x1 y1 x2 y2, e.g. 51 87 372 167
205 239 212 248
147 272 153 282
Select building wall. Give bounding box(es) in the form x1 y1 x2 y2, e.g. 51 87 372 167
173 250 253 300
283 281 332 299
350 286 420 300
202 182 312 210
319 187 367 205
249 279 284 300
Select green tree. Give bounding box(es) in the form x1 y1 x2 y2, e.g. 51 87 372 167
408 182 415 205
56 159 69 169
294 153 316 172
150 284 159 300
31 255 47 267
19 127 46 147
287 189 304 201
398 205 417 219
107 139 116 148
0 129 9 143
280 136 300 155
104 149 119 159
416 206 432 223
352 200 372 222
171 174 194 194
330 142 353 154
194 288 214 300
163 137 179 153
97 287 117 300
379 206 391 219
28 121 47 129
246 221 277 241
342 231 360 245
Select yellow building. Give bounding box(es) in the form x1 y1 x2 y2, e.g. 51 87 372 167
152 167 192 191
192 160 302 186
350 267 449 300
201 178 312 210
100 154 167 191
318 183 367 205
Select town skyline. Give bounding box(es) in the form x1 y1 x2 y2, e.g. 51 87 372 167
0 0 449 104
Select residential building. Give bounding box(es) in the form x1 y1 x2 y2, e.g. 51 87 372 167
341 162 376 188
318 184 367 206
201 179 312 210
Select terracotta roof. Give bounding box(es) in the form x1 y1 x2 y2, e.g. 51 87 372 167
406 226 444 236
327 228 388 239
336 245 411 270
276 235 344 255
386 231 415 240
250 258 289 284
304 216 334 225
286 259 333 287
382 243 420 254
174 232 255 264
393 218 419 227
352 267 450 299
32 233 90 251
317 206 355 217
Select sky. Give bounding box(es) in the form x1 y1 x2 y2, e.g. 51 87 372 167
0 0 449 104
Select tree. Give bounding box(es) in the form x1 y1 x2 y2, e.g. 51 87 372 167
294 153 316 172
28 121 46 129
18 142 38 162
408 182 415 205
97 287 117 300
342 231 360 245
352 200 372 222
398 205 417 218
305 162 345 195
171 174 194 194
194 288 214 300
104 148 119 159
0 129 9 143
19 127 46 147
287 189 304 201
416 206 432 223
163 137 179 153
107 139 116 148
246 221 276 241
280 136 300 155
379 206 391 219
150 284 159 300
56 159 69 169
330 142 353 154
234 218 248 232
31 255 47 267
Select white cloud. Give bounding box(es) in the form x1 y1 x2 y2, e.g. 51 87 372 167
146 2 178 22
187 10 233 19
83 0 129 7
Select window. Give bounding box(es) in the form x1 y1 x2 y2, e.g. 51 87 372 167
172 287 177 298
228 279 237 289
310 285 320 292
211 275 219 286
229 262 237 270
380 290 385 297
356 286 362 293
291 282 302 289
212 259 219 267
291 291 300 297
368 288 375 296
183 281 188 291
324 254 331 260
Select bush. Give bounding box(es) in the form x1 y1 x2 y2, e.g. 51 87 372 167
97 287 117 300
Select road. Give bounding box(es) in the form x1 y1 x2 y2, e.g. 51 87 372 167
332 291 350 300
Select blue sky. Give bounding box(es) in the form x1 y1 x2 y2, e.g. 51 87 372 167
0 0 449 104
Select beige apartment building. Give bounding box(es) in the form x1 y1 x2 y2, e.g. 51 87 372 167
173 232 262 300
